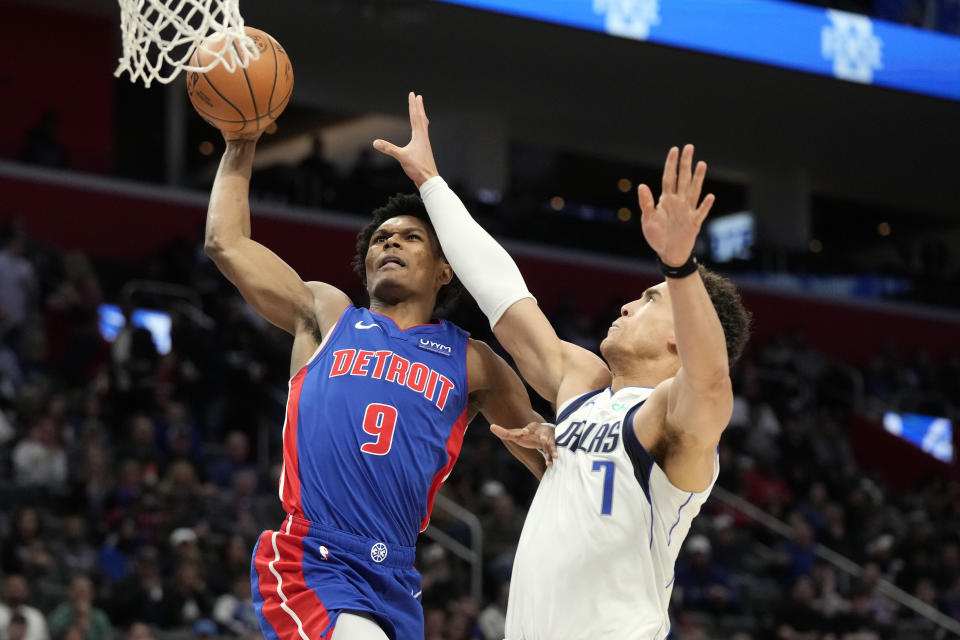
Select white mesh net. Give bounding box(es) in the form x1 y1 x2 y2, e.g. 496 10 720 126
114 0 260 88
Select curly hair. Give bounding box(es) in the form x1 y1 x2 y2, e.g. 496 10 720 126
697 265 752 367
353 193 463 313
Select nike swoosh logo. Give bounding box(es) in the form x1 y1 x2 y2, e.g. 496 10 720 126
355 321 381 330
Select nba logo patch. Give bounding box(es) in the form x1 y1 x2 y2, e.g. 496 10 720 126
319 545 329 560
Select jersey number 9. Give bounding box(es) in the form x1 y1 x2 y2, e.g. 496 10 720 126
361 403 398 456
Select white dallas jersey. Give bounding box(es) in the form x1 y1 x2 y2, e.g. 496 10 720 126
505 386 719 640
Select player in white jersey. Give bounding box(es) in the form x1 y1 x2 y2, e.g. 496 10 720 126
375 94 751 639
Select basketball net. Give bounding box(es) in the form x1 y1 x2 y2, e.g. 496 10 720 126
114 0 260 88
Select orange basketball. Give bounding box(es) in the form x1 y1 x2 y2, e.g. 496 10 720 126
186 27 294 137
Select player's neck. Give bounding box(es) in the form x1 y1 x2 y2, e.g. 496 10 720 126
608 358 677 393
368 296 437 329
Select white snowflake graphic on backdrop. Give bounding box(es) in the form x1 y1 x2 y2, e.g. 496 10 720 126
593 0 661 40
821 9 883 83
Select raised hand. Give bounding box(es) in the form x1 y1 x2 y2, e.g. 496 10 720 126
637 144 715 267
490 422 559 467
372 92 439 189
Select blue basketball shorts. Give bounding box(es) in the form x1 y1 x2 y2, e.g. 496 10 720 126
250 516 423 640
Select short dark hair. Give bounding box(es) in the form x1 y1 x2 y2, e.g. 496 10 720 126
698 265 751 367
353 194 463 312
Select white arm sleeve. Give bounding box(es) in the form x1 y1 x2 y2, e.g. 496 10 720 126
419 176 534 327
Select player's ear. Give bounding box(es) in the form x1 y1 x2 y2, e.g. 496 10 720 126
437 261 453 287
666 335 678 357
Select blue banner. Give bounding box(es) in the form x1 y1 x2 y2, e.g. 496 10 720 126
435 0 960 101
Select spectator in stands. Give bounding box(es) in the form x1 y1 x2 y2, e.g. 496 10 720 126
818 502 855 559
47 576 113 640
775 575 824 640
674 534 741 614
939 575 960 621
106 548 164 629
776 516 818 585
811 562 848 621
12 415 67 492
206 431 255 489
709 514 752 574
0 231 37 353
479 481 525 586
2 510 57 590
420 544 466 606
160 561 212 629
210 469 277 541
477 581 510 640
117 416 163 484
0 575 49 640
53 516 99 582
211 575 257 639
157 461 208 531
122 623 153 640
4 613 29 640
156 401 203 466
109 307 158 417
205 536 252 598
423 606 447 640
823 587 888 640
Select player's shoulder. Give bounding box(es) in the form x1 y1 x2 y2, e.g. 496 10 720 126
305 281 351 306
464 338 510 394
304 281 353 333
465 337 495 363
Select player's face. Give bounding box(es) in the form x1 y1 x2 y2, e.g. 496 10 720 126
600 281 676 362
364 215 452 304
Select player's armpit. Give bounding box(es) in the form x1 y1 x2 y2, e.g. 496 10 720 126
467 339 548 479
638 374 731 492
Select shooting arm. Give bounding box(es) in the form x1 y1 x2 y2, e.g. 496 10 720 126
204 140 349 337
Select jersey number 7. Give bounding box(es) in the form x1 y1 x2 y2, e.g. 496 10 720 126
591 460 615 516
361 403 398 455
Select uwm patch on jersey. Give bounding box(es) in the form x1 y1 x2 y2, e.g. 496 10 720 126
277 306 471 548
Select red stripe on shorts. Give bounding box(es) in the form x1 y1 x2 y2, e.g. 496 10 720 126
253 530 333 640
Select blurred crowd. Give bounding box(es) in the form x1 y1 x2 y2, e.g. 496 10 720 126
0 212 958 640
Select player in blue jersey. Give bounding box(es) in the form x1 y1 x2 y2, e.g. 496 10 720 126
203 118 554 640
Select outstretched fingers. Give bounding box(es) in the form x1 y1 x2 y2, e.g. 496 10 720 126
677 144 694 192
696 193 716 224
662 146 680 195
637 184 657 218
372 138 402 158
415 94 430 129
689 160 707 207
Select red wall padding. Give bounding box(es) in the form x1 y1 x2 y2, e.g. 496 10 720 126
2 172 960 367
0 3 115 172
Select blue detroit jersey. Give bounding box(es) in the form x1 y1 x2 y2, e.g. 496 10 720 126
278 306 470 547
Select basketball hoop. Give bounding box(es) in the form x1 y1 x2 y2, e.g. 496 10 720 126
114 0 260 88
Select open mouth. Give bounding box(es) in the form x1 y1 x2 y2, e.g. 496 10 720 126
377 255 407 270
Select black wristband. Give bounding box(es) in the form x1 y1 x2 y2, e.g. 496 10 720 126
658 253 699 279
